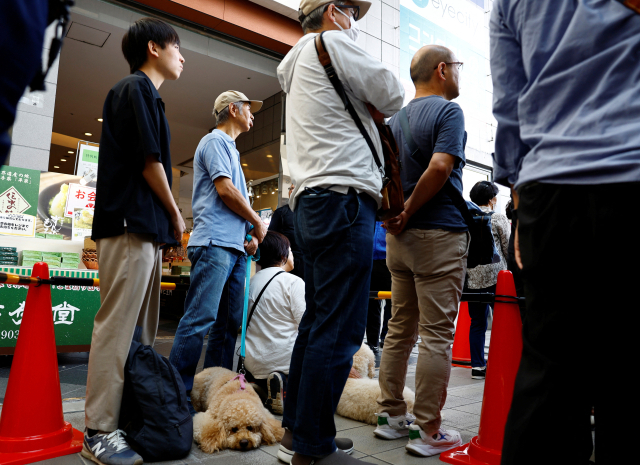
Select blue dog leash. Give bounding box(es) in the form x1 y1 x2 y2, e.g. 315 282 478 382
238 225 260 374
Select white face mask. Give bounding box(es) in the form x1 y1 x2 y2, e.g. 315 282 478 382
334 7 360 42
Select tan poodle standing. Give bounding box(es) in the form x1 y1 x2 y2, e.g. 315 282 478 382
191 367 284 453
336 344 415 425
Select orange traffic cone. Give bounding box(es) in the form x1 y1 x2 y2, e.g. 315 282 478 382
452 302 472 368
0 263 83 464
441 270 523 465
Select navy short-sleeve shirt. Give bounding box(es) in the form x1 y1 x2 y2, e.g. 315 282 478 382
389 95 468 232
92 70 176 245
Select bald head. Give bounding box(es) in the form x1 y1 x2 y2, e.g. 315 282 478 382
410 45 455 85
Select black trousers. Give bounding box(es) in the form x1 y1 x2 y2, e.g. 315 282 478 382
501 182 639 465
366 259 392 348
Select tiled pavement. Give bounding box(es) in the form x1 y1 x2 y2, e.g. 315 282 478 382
0 317 493 464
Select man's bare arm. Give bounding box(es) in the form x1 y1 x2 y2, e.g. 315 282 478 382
214 176 266 243
142 154 185 241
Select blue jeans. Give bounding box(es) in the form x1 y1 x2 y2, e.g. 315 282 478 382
283 188 376 456
169 244 246 391
467 284 495 368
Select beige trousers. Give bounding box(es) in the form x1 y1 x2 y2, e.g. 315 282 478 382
378 229 469 434
85 231 162 432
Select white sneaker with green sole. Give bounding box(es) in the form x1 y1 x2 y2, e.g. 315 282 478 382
405 425 462 457
373 412 416 439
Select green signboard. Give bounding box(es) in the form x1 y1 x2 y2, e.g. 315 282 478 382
82 149 99 164
0 166 41 217
0 267 100 350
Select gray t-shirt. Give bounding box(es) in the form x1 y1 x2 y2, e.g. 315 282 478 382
389 96 467 232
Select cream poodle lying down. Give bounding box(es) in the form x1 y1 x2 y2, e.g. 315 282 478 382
191 367 284 453
336 344 415 425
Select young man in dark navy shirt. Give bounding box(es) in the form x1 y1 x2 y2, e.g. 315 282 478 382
83 18 185 465
375 45 469 458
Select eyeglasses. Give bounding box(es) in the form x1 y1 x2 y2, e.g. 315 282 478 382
334 4 360 21
434 62 464 71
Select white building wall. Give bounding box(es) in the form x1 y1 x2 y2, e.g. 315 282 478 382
357 0 401 80
252 0 402 79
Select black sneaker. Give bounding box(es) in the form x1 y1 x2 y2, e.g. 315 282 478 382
266 372 285 415
471 367 486 380
368 345 380 355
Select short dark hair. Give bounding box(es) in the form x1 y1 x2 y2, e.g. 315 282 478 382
257 231 290 268
122 18 180 74
470 181 499 206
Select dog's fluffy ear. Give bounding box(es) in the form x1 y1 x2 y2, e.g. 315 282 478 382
260 417 285 445
194 412 227 453
368 356 376 379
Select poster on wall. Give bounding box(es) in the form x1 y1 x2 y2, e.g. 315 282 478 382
400 0 495 155
0 166 40 237
64 183 96 218
0 213 36 237
71 207 94 242
37 172 96 240
75 143 99 182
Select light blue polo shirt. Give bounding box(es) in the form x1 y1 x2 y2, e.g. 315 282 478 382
188 129 249 253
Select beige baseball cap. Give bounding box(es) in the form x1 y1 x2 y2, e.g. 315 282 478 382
298 0 371 21
213 91 263 116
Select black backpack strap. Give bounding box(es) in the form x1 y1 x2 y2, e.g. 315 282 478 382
246 271 286 329
315 32 385 179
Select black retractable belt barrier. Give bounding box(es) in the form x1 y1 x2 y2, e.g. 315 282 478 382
368 290 524 304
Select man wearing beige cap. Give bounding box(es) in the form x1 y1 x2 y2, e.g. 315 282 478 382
169 90 265 409
276 2 404 464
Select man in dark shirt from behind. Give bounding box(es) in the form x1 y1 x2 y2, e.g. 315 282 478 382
375 45 468 458
83 18 185 465
269 184 304 280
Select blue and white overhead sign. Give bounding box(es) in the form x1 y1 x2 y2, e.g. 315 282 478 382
400 0 494 155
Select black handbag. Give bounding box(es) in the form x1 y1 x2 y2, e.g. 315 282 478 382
397 107 499 268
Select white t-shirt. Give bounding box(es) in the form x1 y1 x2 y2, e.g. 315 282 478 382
244 267 305 379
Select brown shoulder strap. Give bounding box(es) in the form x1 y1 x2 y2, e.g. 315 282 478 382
623 0 640 14
315 34 331 67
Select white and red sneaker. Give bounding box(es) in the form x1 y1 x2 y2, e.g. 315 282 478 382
405 425 462 457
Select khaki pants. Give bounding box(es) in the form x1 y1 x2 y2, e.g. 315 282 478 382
378 229 468 434
85 231 162 432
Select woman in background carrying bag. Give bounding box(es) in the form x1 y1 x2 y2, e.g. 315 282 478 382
465 181 510 380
